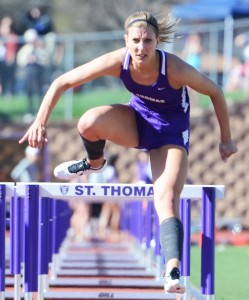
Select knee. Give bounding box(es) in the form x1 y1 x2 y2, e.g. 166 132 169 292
77 110 98 137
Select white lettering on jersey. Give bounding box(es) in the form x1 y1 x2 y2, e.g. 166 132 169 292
181 87 189 113
136 93 165 103
182 129 189 145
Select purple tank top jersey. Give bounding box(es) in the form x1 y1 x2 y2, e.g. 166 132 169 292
120 49 190 152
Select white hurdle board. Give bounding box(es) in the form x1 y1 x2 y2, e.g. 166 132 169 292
15 182 225 201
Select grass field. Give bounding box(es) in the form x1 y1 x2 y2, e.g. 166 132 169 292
0 88 131 122
191 245 249 300
0 87 246 122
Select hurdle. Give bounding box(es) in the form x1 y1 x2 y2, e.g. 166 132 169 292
2 182 224 300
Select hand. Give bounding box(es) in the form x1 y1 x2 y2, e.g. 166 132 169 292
19 120 48 149
219 140 238 162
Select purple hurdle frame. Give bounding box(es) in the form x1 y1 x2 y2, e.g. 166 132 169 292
38 197 51 297
10 193 24 300
24 184 39 298
180 198 191 300
0 184 6 300
10 182 224 300
201 187 216 297
0 183 15 300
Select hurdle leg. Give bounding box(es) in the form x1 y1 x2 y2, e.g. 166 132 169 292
180 198 191 300
47 199 53 287
133 201 144 261
10 192 24 300
120 202 131 245
24 293 32 300
38 275 48 300
201 187 216 300
38 197 52 300
0 185 6 300
145 201 153 270
14 275 21 300
50 199 57 280
154 208 163 280
50 200 62 279
126 202 139 253
23 184 39 299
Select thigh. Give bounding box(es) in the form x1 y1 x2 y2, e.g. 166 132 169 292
78 104 139 148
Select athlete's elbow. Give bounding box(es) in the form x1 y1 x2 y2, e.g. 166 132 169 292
52 75 70 93
209 84 224 100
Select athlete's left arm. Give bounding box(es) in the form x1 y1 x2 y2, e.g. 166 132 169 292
168 53 238 161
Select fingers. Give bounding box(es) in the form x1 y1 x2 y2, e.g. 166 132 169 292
220 154 227 162
220 148 234 162
220 148 229 162
37 127 47 149
19 123 48 149
19 131 29 144
219 143 237 162
29 131 39 148
37 127 45 142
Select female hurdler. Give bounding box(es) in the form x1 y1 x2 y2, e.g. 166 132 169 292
19 11 237 294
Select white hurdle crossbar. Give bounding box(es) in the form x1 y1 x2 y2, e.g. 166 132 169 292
15 182 225 202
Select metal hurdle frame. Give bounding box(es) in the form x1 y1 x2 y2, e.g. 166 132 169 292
0 182 16 300
1 182 224 300
0 183 15 300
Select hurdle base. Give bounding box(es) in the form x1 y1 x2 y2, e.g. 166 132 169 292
14 274 22 300
24 292 33 300
42 290 177 299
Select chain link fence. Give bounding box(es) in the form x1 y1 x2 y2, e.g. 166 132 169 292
1 17 249 119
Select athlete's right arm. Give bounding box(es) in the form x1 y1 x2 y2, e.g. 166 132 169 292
19 48 126 149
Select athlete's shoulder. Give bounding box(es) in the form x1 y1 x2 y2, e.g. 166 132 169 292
168 52 200 72
93 48 127 77
103 47 127 63
167 52 184 64
167 52 202 88
167 53 191 74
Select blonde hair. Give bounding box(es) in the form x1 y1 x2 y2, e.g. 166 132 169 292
124 11 178 43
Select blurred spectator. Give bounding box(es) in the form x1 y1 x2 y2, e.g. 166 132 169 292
16 29 50 116
0 38 5 94
182 33 203 115
225 57 245 93
43 32 65 88
136 151 152 184
182 33 203 71
229 32 249 97
0 16 18 96
10 146 40 182
22 7 53 36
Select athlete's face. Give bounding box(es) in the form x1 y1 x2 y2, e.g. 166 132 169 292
125 26 159 65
